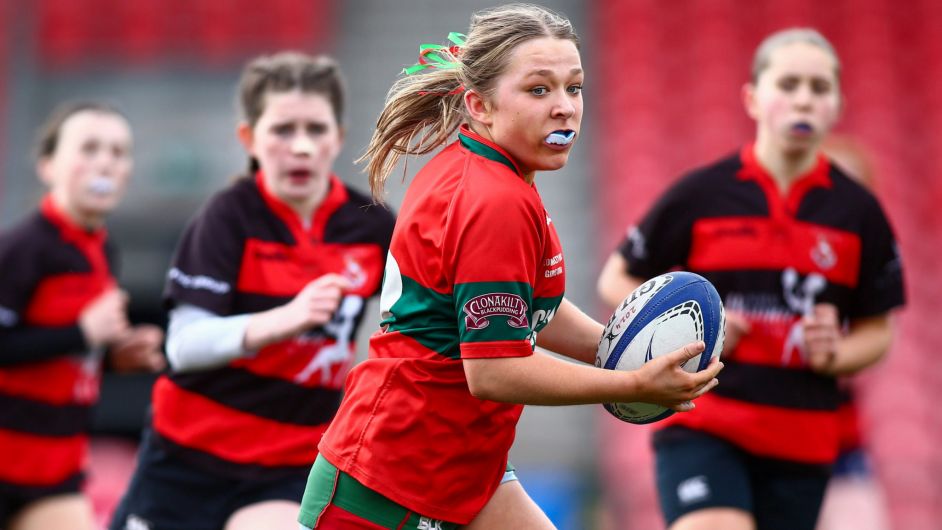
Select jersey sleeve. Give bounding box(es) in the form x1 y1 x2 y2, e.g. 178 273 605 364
449 187 542 359
0 223 87 364
0 227 39 326
164 192 245 315
849 197 905 318
619 178 698 278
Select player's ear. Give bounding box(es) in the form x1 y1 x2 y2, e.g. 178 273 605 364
236 121 254 154
36 157 55 187
742 83 759 121
464 89 493 127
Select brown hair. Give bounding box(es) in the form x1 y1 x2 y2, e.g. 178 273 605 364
751 28 841 84
361 3 579 200
238 51 347 172
34 101 126 161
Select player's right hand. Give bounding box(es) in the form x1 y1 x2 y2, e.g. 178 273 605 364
79 288 130 348
637 341 723 412
283 273 351 332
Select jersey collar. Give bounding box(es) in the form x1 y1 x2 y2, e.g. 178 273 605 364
254 171 348 241
458 124 524 178
40 194 107 248
40 194 111 277
738 143 832 218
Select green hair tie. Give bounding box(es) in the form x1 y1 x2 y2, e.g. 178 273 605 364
403 32 467 75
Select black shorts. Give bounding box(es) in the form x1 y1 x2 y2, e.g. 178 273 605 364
0 473 83 528
653 426 831 530
108 427 308 530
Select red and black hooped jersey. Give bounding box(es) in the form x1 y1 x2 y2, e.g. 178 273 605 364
618 145 905 464
0 195 115 488
320 126 566 523
152 173 394 479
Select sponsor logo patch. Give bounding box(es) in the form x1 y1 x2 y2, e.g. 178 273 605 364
463 293 529 330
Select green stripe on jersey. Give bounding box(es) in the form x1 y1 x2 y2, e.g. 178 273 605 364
531 294 564 335
382 274 460 359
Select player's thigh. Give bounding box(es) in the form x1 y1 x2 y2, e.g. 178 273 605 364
670 508 755 530
460 479 555 530
9 493 96 530
226 500 300 530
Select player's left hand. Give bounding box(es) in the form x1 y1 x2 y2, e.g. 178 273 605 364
108 324 167 372
804 303 840 374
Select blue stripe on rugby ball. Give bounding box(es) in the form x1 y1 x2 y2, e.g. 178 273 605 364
601 271 724 424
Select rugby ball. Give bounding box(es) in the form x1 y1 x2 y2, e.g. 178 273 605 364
596 271 725 424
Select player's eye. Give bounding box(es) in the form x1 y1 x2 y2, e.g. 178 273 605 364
306 123 328 136
81 140 100 156
777 77 800 92
272 123 294 137
811 78 833 95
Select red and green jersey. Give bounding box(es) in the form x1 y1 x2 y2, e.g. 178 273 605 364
317 126 566 523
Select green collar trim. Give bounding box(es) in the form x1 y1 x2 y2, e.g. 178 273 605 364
458 128 521 176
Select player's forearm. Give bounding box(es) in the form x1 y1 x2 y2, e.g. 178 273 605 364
535 298 603 364
166 304 251 372
463 351 641 406
829 313 894 376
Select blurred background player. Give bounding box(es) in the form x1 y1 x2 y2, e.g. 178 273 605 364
0 102 165 530
108 52 395 530
299 4 721 529
597 28 905 530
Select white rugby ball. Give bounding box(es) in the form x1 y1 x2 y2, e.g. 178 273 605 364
596 271 725 424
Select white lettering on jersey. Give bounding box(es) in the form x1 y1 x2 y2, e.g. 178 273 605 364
527 306 557 347
627 226 647 260
294 295 364 386
73 347 105 403
781 267 826 365
167 267 230 295
417 517 444 530
0 305 18 327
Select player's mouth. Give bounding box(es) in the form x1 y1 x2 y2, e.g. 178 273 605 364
790 122 815 136
544 129 576 149
287 169 313 182
86 176 116 196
